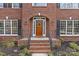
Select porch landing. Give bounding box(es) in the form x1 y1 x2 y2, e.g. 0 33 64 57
31 37 49 40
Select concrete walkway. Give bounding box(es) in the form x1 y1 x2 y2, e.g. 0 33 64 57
32 53 48 56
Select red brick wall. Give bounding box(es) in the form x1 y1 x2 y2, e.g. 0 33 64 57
0 3 79 42
0 8 22 41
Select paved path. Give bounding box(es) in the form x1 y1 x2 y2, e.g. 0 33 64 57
32 53 48 56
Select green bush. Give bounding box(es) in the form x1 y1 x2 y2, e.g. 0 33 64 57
19 48 31 56
69 42 78 50
19 53 26 56
1 40 15 48
19 45 26 50
68 52 79 56
76 46 79 51
60 38 64 43
55 51 67 56
0 51 6 56
48 52 54 56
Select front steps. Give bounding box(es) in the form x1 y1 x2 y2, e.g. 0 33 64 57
29 39 51 54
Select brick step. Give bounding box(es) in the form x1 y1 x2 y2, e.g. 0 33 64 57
30 42 50 44
29 50 51 53
29 39 51 53
30 46 50 48
30 40 49 43
30 43 50 46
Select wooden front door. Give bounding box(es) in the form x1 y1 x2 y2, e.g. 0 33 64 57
36 20 42 37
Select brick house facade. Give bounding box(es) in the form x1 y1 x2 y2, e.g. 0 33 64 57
0 3 79 53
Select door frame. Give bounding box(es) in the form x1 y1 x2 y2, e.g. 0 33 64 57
32 16 46 37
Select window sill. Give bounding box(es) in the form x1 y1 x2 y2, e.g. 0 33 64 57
0 8 21 9
60 35 79 36
0 34 18 36
32 6 47 8
60 8 79 9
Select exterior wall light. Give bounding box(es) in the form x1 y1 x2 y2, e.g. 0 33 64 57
6 16 9 20
38 13 40 16
69 17 72 20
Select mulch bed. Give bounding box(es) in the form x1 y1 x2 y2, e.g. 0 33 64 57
0 46 20 56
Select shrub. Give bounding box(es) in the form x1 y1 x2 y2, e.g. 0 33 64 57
48 52 54 56
19 47 31 56
56 51 66 56
19 45 26 50
59 38 64 43
69 42 78 50
19 53 26 56
0 51 6 56
68 52 79 56
76 46 79 51
1 40 15 48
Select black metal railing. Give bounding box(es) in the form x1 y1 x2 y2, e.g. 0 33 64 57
48 32 53 51
27 36 31 49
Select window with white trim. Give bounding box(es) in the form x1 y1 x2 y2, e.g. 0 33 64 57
60 20 79 36
0 3 3 8
12 3 20 8
60 3 79 9
0 21 4 34
32 3 47 6
0 3 21 8
0 20 18 36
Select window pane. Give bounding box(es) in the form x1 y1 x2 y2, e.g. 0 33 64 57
12 21 18 27
0 3 3 8
60 21 66 35
0 21 4 27
0 28 4 34
12 28 18 34
0 21 4 34
67 21 72 35
12 20 18 34
8 3 12 8
5 20 11 34
3 3 7 8
32 3 47 6
60 3 79 9
5 27 11 34
12 3 20 8
74 21 79 34
5 20 11 27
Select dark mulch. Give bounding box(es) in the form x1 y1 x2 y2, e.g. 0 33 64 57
53 41 76 52
0 46 20 56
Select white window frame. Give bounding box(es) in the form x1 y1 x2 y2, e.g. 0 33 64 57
12 3 20 8
43 19 46 36
0 19 18 36
60 3 79 9
60 20 79 36
32 20 36 36
0 3 3 8
32 3 47 6
32 17 46 37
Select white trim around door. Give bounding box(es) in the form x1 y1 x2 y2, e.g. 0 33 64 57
32 17 46 37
